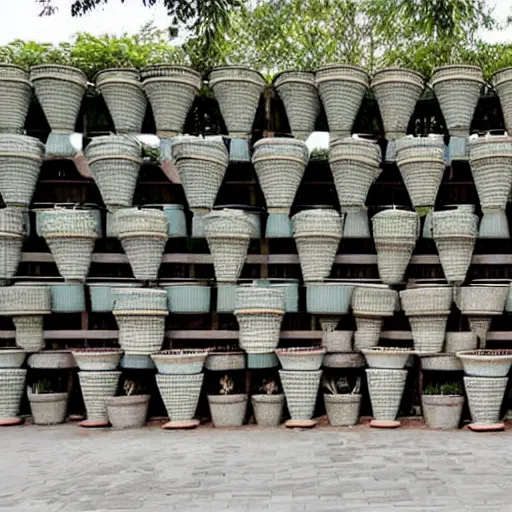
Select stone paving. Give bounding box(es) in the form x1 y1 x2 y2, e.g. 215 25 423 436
1 423 512 512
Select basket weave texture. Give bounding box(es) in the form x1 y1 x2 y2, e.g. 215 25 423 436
0 64 32 132
366 368 407 421
408 315 448 353
493 67 512 134
156 373 204 421
13 315 44 352
354 316 384 350
400 286 453 315
351 286 397 316
464 376 507 424
458 285 508 314
279 369 322 420
0 369 26 419
78 370 121 421
0 285 51 314
0 208 25 281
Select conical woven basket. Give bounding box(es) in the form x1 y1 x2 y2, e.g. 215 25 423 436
85 135 142 209
354 316 384 350
204 209 253 283
156 373 203 422
431 65 484 136
40 209 98 281
209 66 266 137
0 64 32 133
78 371 121 422
400 286 453 315
279 369 322 421
172 137 228 209
366 368 407 421
30 65 87 132
0 207 25 282
395 137 446 207
252 138 308 211
408 315 448 353
114 314 166 354
115 208 168 281
13 315 44 352
0 134 44 207
469 135 512 209
95 68 147 134
464 376 507 425
141 65 201 137
371 68 425 139
329 137 381 207
292 209 343 282
316 65 370 137
0 369 26 420
274 71 320 140
492 67 512 134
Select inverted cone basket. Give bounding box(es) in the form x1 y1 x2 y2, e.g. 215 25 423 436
366 368 407 422
408 315 448 353
0 208 25 282
493 67 512 134
156 373 203 422
464 376 507 425
279 370 322 421
0 369 26 421
78 371 121 422
354 316 383 350
0 64 32 133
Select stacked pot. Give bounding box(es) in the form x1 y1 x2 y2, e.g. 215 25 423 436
0 64 32 133
252 138 309 237
493 67 512 135
0 347 26 425
0 207 25 284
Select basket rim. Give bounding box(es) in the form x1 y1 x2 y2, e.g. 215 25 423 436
30 64 87 80
371 67 425 80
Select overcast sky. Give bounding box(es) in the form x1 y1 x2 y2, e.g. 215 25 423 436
0 0 510 45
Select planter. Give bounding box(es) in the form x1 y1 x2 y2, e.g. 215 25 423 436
0 208 24 281
275 347 326 371
207 393 247 427
163 281 211 313
12 316 44 352
0 348 25 369
279 370 322 421
28 392 68 425
85 135 142 209
114 314 166 355
420 354 462 371
105 394 150 429
457 350 512 377
51 283 86 312
306 282 354 314
323 352 366 368
0 369 26 424
251 394 285 426
316 65 370 137
321 324 353 353
112 287 167 310
421 394 464 429
445 332 478 353
493 67 512 134
324 393 361 426
366 368 407 426
120 354 155 370
464 375 507 427
89 281 143 312
247 353 279 369
400 286 453 315
151 349 208 374
0 64 31 132
205 351 245 371
342 207 371 238
213 205 262 239
0 284 51 314
362 347 414 369
27 350 76 369
479 208 509 238
78 370 121 424
72 349 122 371
292 209 343 282
407 315 449 353
458 285 508 314
95 68 147 134
273 71 320 140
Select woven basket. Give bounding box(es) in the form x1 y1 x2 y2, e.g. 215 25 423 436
12 315 44 352
0 207 24 281
252 138 308 211
464 376 507 425
371 68 424 139
89 282 142 312
85 135 142 209
95 68 147 134
316 65 370 137
274 71 320 140
209 66 265 137
445 331 478 353
0 64 31 132
0 134 44 207
329 137 381 207
0 369 26 420
292 209 343 282
469 135 512 209
493 67 512 133
408 315 448 353
366 368 407 421
279 369 322 421
322 327 353 353
72 349 122 371
105 395 149 429
400 286 453 315
0 349 25 369
351 285 397 316
78 371 121 422
112 287 167 311
156 373 203 422
459 285 508 314
235 286 286 310
353 317 384 350
151 349 208 375
205 351 245 371
141 65 201 137
236 310 284 353
204 210 253 283
30 65 87 132
431 65 484 136
114 314 166 355
0 284 51 313
172 137 228 209
275 347 325 371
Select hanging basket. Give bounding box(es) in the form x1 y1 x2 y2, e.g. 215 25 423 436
292 209 343 282
85 135 142 209
329 137 381 208
95 68 147 134
0 208 25 282
0 369 26 422
371 68 425 140
464 376 507 426
78 370 121 422
366 368 407 422
279 369 322 421
0 64 32 133
400 286 453 315
115 208 168 281
315 65 370 137
431 65 484 136
156 373 203 422
141 65 201 138
273 70 320 140
209 66 266 137
492 67 512 134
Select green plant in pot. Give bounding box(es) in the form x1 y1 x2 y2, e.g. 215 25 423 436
28 377 68 426
422 381 465 430
105 379 150 430
251 376 285 427
207 373 248 427
323 376 362 427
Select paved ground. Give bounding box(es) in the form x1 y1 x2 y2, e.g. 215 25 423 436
1 423 512 512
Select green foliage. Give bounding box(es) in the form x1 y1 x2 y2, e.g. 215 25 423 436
424 381 464 396
33 378 58 394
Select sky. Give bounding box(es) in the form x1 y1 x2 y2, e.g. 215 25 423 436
0 0 510 45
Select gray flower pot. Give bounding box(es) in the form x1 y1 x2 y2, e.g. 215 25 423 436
421 394 464 429
28 392 68 425
324 393 362 426
208 394 247 427
106 395 150 429
251 394 284 426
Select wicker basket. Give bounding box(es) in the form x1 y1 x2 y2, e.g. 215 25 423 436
458 285 508 314
351 285 398 316
157 373 203 422
321 326 353 353
89 282 142 312
279 369 322 421
0 64 32 132
408 315 448 353
274 71 320 140
205 351 245 371
95 68 147 134
0 207 25 281
78 370 121 422
204 210 253 283
236 309 284 353
400 286 453 315
445 331 478 353
0 284 51 314
492 67 512 134
0 369 26 421
112 287 167 311
315 65 370 137
113 314 167 355
85 135 142 209
292 209 343 282
12 316 44 352
252 138 308 211
371 68 425 140
354 317 383 350
366 368 407 421
209 66 266 137
431 65 484 136
0 349 25 369
105 394 149 429
72 349 122 371
324 393 361 426
30 65 87 132
329 137 381 207
251 393 285 426
464 376 507 425
235 286 286 310
151 349 208 375
141 65 201 137
275 347 325 371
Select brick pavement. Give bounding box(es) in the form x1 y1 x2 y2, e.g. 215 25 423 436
1 423 511 512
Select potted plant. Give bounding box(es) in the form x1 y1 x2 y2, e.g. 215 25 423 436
323 376 362 427
106 379 150 429
251 377 285 427
28 377 68 425
422 381 464 430
207 374 248 427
